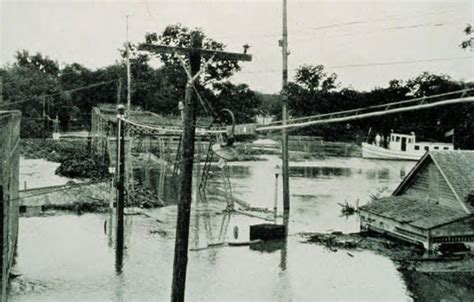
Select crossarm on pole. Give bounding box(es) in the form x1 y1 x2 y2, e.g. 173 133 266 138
138 43 252 61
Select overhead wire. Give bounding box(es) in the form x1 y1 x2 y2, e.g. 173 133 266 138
237 56 474 75
1 70 93 85
0 79 118 108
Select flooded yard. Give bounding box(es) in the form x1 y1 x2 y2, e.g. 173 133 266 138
9 155 457 301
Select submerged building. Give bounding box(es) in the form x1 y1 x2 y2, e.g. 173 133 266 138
359 151 474 251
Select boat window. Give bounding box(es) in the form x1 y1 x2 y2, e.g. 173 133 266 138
443 147 449 150
396 136 400 142
424 146 429 151
434 146 439 150
408 138 412 143
414 145 420 150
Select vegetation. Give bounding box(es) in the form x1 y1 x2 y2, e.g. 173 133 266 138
264 65 474 149
21 139 109 180
1 24 262 137
2 23 473 149
460 23 473 50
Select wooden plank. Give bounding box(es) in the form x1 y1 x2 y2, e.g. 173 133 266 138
138 43 252 61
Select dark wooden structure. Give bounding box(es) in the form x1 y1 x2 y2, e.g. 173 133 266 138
0 111 21 301
360 151 474 251
250 223 286 241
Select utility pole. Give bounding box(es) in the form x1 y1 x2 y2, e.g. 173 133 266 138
280 0 290 212
126 15 131 112
139 33 251 302
117 79 122 105
172 32 201 302
115 104 125 273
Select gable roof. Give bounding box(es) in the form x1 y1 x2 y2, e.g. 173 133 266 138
359 196 468 229
393 150 474 214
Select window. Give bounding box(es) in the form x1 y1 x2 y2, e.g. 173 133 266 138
425 146 429 151
396 136 400 142
434 146 439 150
443 147 449 150
408 138 412 143
414 145 420 150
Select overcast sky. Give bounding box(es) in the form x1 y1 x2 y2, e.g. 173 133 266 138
1 0 473 93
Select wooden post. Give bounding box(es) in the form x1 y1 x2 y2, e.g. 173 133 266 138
115 104 125 273
171 31 202 302
281 0 290 212
179 101 185 123
117 79 122 105
274 165 279 221
42 97 48 137
138 32 251 302
126 15 131 112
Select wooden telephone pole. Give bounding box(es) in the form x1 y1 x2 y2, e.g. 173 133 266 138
281 0 290 212
115 104 126 273
126 15 131 112
139 32 251 302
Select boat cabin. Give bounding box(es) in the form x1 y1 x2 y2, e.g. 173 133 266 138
362 132 454 161
389 132 453 153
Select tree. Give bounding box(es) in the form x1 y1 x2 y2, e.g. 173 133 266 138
14 50 59 76
1 51 62 136
460 23 473 50
212 82 262 123
257 92 281 117
294 64 338 92
285 64 339 120
140 24 256 119
143 24 241 86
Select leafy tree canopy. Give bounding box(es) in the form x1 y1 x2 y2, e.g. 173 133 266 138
294 64 338 92
143 24 240 85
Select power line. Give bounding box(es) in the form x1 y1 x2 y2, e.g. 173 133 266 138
215 7 466 41
327 56 474 70
1 69 96 85
238 56 474 75
0 79 118 108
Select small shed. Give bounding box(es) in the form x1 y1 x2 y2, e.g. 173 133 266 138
359 151 474 251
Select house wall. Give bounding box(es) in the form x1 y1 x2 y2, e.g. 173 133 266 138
402 161 460 210
360 210 429 248
429 216 474 250
0 112 21 301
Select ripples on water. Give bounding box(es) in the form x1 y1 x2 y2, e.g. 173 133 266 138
11 156 418 301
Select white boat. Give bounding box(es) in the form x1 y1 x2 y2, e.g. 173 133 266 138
362 132 454 161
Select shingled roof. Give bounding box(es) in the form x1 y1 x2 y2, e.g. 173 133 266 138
394 150 474 213
430 151 474 205
360 196 468 229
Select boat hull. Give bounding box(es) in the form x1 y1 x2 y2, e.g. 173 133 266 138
362 142 425 161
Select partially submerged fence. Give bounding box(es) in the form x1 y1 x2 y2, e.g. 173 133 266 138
90 106 212 164
0 110 20 301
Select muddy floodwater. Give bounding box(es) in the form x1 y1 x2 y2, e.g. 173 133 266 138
10 156 424 301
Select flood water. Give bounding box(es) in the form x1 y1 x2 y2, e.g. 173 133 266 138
10 156 418 301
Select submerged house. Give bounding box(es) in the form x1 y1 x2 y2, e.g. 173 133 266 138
359 151 474 251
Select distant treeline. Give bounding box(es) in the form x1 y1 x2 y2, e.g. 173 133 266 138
260 65 473 149
1 23 473 149
0 47 262 137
